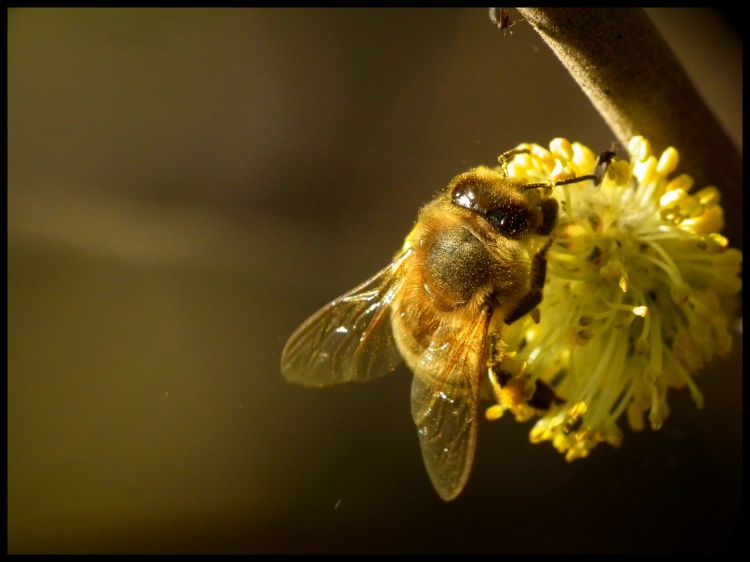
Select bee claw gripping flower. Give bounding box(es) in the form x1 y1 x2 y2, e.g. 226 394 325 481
489 136 742 461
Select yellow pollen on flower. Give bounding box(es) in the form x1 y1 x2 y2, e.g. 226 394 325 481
632 306 649 317
607 160 632 185
659 188 688 209
696 186 721 205
485 404 505 421
708 233 729 249
619 274 630 293
657 147 679 175
629 136 651 161
571 142 596 171
666 173 694 193
550 137 574 161
489 136 742 462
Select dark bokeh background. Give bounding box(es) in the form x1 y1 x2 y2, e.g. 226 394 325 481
8 8 742 554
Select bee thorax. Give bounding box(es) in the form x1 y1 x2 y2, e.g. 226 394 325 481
421 225 492 311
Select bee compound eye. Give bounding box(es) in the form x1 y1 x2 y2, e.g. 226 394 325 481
486 203 530 239
452 183 483 214
450 174 496 215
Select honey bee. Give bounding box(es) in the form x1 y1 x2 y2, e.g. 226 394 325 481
281 148 607 500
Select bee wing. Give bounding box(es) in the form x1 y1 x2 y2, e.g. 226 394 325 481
281 249 412 387
410 309 490 501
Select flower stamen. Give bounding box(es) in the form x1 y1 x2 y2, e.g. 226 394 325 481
488 136 742 460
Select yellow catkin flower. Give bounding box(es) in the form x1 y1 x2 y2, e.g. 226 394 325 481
487 136 742 461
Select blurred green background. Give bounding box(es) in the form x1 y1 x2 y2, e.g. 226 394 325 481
8 8 742 553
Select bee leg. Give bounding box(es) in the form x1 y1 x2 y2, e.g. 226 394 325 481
485 331 523 420
526 379 565 411
504 290 542 325
503 239 552 325
487 331 514 377
539 198 559 236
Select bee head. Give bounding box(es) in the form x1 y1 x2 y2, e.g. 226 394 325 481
448 167 558 239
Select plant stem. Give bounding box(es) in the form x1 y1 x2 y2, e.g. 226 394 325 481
516 8 741 243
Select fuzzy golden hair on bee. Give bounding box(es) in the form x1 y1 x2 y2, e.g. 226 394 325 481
281 146 612 500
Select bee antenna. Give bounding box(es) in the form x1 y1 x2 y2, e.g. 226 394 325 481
520 183 553 192
519 150 618 192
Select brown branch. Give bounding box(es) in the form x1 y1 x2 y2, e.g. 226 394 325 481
516 7 741 243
